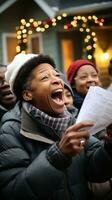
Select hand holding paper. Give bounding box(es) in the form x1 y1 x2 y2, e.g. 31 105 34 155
76 86 112 135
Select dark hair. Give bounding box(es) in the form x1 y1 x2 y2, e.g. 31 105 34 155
108 59 112 76
13 54 56 100
59 72 74 97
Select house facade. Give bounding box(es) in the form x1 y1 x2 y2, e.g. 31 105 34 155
0 0 112 87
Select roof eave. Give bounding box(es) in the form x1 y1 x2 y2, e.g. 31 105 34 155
58 2 112 16
33 0 56 18
0 0 17 14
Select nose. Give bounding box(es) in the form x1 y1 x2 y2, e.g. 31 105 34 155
87 75 95 82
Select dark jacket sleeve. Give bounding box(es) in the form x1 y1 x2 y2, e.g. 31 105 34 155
85 135 112 182
0 121 64 200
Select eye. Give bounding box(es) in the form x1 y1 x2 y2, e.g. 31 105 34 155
53 71 60 77
80 75 87 80
41 75 49 80
55 73 60 77
91 74 98 78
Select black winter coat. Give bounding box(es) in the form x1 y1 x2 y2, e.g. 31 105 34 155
0 102 112 200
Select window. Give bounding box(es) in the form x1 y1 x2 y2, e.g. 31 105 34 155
2 33 43 64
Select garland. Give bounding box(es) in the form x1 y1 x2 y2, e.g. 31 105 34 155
16 14 107 60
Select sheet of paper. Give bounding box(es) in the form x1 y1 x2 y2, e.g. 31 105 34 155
76 86 112 135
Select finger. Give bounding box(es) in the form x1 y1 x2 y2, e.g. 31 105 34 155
64 130 90 140
66 121 95 133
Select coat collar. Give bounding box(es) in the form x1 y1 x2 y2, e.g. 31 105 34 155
20 108 54 144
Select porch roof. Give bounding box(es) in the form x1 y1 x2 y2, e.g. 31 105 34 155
0 0 112 17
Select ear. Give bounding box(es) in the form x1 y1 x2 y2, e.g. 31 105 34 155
22 90 33 101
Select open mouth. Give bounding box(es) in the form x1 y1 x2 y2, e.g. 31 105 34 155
51 88 64 106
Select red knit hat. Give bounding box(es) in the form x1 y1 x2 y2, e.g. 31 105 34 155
67 59 98 85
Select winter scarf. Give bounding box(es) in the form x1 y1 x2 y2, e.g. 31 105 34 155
23 102 73 138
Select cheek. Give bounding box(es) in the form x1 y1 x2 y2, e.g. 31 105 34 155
96 78 101 85
69 97 73 105
75 80 86 89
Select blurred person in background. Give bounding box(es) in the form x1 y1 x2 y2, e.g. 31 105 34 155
67 59 112 200
67 59 101 112
0 64 16 120
59 72 78 116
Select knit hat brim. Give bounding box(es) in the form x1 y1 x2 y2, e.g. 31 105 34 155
5 53 38 92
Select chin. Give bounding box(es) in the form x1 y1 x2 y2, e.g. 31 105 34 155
48 108 64 117
54 108 64 115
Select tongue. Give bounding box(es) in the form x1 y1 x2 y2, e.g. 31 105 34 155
52 97 64 106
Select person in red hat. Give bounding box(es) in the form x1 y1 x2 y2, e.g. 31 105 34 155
67 59 101 111
67 60 112 200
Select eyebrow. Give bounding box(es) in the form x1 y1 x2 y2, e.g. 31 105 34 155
38 68 55 74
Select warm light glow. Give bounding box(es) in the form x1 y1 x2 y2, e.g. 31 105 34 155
16 46 20 52
21 19 26 25
41 28 45 32
52 22 56 26
94 46 111 69
36 27 41 32
92 32 96 36
88 55 92 59
29 18 34 23
82 23 86 28
86 28 90 32
23 39 27 43
33 21 38 27
87 35 91 39
52 18 56 22
22 29 27 33
23 34 27 38
77 16 81 20
93 43 97 48
20 25 24 30
38 21 42 25
17 35 21 39
57 16 62 20
84 38 89 43
100 52 110 61
26 23 30 27
79 28 84 32
71 21 77 27
62 13 67 17
88 16 92 20
44 24 49 29
64 25 68 29
28 30 32 34
17 30 21 35
93 37 97 42
86 45 92 50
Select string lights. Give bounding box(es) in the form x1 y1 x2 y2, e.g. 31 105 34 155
16 13 67 54
16 14 104 59
64 15 104 60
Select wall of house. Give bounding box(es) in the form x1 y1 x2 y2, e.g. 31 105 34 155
0 0 61 68
42 29 60 69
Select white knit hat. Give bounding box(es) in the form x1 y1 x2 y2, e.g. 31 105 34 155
5 53 38 92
